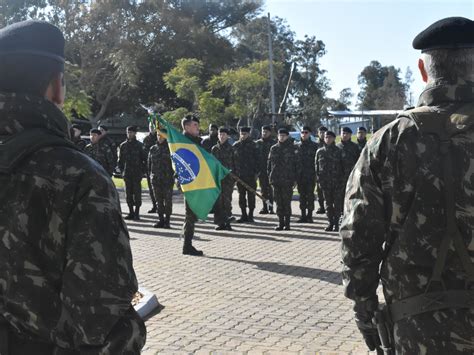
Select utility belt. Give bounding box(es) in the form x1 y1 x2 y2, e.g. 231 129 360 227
372 289 474 355
0 315 79 355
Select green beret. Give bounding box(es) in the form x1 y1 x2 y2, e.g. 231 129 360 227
413 17 474 52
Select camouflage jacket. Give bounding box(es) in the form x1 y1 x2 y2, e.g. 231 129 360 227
268 138 299 186
315 143 344 188
84 141 115 176
118 138 146 178
233 138 260 178
297 139 318 183
255 136 276 177
100 135 117 163
357 138 367 151
340 79 474 306
201 134 218 153
0 92 145 352
148 141 174 185
143 132 157 160
336 140 360 180
211 140 235 171
72 136 86 151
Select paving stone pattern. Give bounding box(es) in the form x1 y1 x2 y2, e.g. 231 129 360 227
122 189 370 355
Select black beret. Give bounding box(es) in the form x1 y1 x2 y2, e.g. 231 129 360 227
261 125 272 131
325 131 336 138
302 126 312 132
318 126 328 132
0 20 65 63
126 125 138 132
278 128 289 135
218 127 229 134
240 126 251 133
71 124 82 131
358 126 367 132
209 124 218 130
413 17 474 52
89 128 101 135
98 125 108 131
341 127 353 134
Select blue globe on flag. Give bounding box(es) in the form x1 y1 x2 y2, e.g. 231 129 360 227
172 148 200 185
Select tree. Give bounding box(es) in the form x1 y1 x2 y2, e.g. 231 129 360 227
357 61 406 109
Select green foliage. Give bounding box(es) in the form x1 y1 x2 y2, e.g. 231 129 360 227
162 107 190 128
198 91 225 127
63 61 92 120
163 59 204 109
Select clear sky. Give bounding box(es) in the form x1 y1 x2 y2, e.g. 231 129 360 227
264 0 473 107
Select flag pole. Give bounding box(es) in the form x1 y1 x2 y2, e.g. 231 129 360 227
229 172 273 210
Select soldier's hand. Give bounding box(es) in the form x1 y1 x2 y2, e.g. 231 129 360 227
354 298 381 352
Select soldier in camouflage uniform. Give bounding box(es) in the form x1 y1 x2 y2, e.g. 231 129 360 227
148 128 174 229
143 124 158 213
315 125 328 214
356 126 367 150
255 125 276 214
84 128 115 176
233 126 260 223
337 126 360 209
315 131 344 231
268 128 299 231
0 20 145 354
341 17 474 354
118 125 146 220
71 124 86 150
201 123 218 153
181 114 204 256
98 125 117 168
211 127 235 230
296 126 318 223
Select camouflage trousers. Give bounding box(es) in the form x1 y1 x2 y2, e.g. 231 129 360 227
297 179 316 211
182 200 198 240
393 308 474 354
258 173 273 204
272 184 293 217
316 181 325 209
321 184 343 223
237 175 257 210
151 178 173 216
146 171 157 208
214 176 234 225
124 175 142 207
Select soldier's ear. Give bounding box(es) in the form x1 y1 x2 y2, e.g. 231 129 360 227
418 58 428 83
45 72 65 108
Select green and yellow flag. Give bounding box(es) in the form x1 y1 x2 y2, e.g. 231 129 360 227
157 116 230 220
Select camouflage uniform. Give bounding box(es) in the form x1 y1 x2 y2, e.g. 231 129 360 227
268 139 299 228
84 140 115 176
315 139 326 212
201 133 218 153
337 139 360 210
118 138 145 208
357 138 367 151
315 143 344 228
256 136 276 212
296 139 318 219
211 140 235 227
100 134 117 168
72 135 86 151
143 132 158 210
341 80 474 354
148 140 174 221
0 93 145 353
233 137 260 216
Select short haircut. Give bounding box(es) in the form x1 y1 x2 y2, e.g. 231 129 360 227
181 114 199 129
423 48 474 82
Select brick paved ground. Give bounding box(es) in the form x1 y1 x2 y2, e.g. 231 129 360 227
122 189 370 355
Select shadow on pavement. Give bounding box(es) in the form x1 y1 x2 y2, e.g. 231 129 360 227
206 256 342 285
127 227 211 242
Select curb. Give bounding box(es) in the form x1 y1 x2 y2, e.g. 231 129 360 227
134 287 160 319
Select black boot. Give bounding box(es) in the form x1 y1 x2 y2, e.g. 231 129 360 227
153 214 165 228
297 209 306 223
183 235 203 256
225 223 233 231
237 209 248 223
284 216 291 230
275 216 284 231
148 206 157 213
133 206 140 221
325 218 334 231
248 209 255 222
164 214 171 229
124 204 134 220
215 224 227 230
259 205 268 215
268 201 274 214
316 202 325 214
333 217 340 232
307 209 314 223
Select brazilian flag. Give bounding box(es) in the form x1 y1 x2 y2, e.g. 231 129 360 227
157 117 230 220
